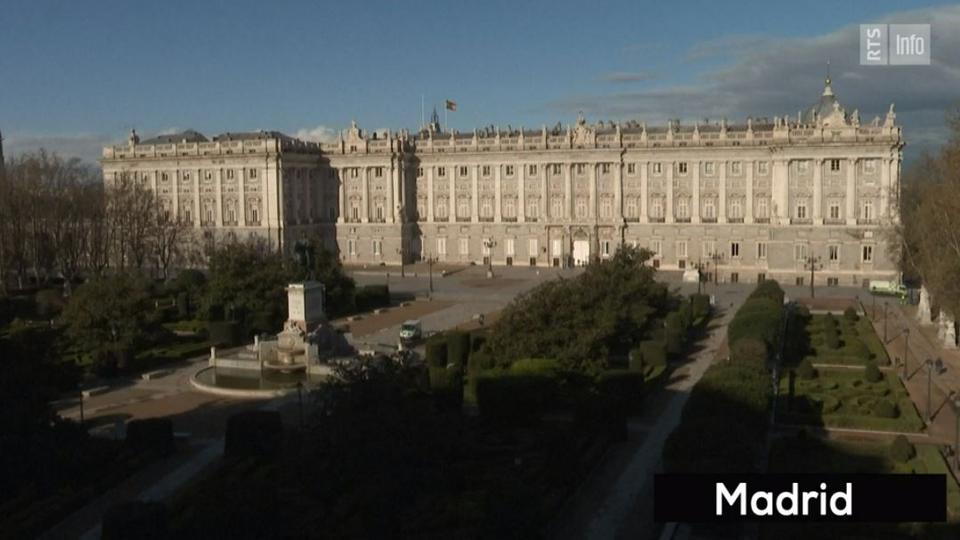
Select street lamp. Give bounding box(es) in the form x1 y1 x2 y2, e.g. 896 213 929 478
483 238 496 279
426 254 436 295
901 328 911 379
397 245 405 278
708 251 724 292
883 301 889 343
923 358 946 424
804 255 823 298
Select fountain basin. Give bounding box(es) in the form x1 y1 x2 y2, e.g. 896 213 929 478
190 365 329 399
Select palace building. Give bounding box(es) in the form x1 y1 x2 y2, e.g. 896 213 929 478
100 78 903 286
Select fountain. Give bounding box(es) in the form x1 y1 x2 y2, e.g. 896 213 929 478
191 282 355 398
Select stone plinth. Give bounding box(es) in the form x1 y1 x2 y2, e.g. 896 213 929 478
287 282 325 326
917 286 932 325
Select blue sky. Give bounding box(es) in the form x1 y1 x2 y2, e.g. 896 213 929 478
2 0 958 163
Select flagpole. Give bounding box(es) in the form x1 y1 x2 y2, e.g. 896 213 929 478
420 95 424 131
444 105 448 133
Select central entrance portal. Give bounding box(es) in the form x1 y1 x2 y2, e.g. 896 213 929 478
573 240 590 266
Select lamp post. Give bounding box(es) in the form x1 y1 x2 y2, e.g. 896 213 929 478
803 255 823 298
397 245 405 278
953 396 960 471
483 238 496 279
883 301 889 343
426 255 436 294
901 328 911 379
924 358 945 424
708 250 724 293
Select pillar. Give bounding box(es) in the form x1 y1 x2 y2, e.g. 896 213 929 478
691 161 701 223
426 167 434 222
846 158 857 225
665 162 674 223
640 161 648 222
518 162 526 223
718 161 727 223
813 159 823 224
361 167 369 222
745 161 754 224
471 164 479 223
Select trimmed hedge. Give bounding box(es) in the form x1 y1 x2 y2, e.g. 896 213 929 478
873 399 899 419
476 372 555 425
597 369 644 412
101 501 168 540
730 337 768 367
690 293 710 321
796 359 818 380
889 435 916 462
125 418 174 457
446 331 471 370
664 312 686 356
843 307 859 322
864 362 883 383
425 340 448 369
224 410 283 460
630 339 667 372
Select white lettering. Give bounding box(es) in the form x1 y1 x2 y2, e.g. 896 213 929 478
775 483 799 516
830 483 853 516
751 491 774 516
716 483 746 515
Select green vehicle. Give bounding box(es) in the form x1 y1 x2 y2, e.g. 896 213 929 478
868 280 907 300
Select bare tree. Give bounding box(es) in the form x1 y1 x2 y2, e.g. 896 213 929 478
151 201 190 280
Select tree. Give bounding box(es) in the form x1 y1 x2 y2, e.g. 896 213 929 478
62 273 153 371
291 236 357 317
483 245 671 372
891 109 960 317
151 202 190 280
202 239 292 335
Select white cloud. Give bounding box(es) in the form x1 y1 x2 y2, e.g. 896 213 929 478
549 5 960 161
294 125 338 143
4 132 116 165
601 71 656 83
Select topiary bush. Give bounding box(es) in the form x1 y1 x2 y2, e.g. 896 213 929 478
597 369 644 412
125 418 175 457
823 326 841 350
864 362 883 383
690 293 711 321
355 284 390 312
34 289 65 318
796 358 818 380
889 434 916 462
631 339 667 372
664 312 686 356
224 410 283 460
873 399 899 419
843 306 859 322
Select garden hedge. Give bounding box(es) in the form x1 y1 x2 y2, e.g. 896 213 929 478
475 372 555 425
101 501 168 540
355 285 390 312
889 435 916 462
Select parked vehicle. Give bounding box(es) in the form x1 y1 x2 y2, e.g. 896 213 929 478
869 280 907 299
399 320 422 344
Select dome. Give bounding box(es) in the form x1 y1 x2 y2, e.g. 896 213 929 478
806 76 841 123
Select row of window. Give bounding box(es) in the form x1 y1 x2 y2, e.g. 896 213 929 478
658 240 875 263
415 161 774 179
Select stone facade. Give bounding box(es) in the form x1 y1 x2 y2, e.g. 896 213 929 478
101 78 904 285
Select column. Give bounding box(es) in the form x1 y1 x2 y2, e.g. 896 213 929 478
171 170 180 222
614 161 623 219
518 163 526 223
471 165 479 223
691 161 701 223
541 163 548 222
588 163 597 218
494 165 502 222
337 169 345 223
448 166 455 222
640 161 648 223
565 163 573 220
745 161 754 224
846 158 857 225
773 159 788 225
388 162 397 223
239 168 247 226
361 167 369 222
718 161 727 223
426 168 434 222
192 170 201 229
880 158 890 219
665 163 674 223
813 159 823 224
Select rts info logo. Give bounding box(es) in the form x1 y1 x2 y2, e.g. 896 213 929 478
860 24 931 65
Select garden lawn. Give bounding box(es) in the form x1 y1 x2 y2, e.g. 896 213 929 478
765 437 960 539
804 314 890 366
778 367 924 432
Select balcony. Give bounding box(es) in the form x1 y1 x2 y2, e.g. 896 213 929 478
824 218 845 225
700 217 718 223
501 216 517 222
754 217 770 224
791 218 813 225
727 217 744 224
857 218 878 226
648 217 665 223
675 217 691 223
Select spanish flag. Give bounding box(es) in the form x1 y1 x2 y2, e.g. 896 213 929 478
445 100 457 112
